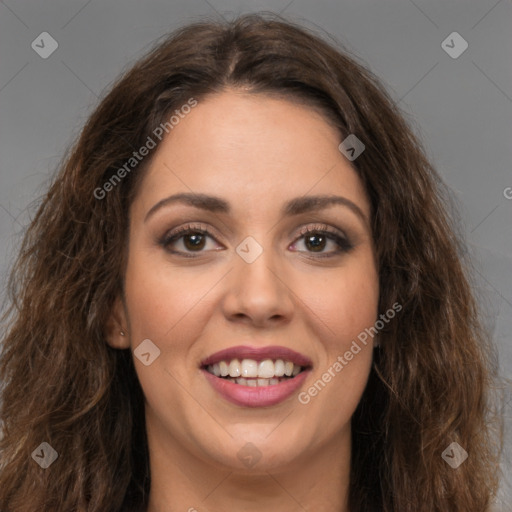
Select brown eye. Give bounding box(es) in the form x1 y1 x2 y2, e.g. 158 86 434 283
160 225 221 257
291 225 354 257
304 233 327 252
181 232 207 251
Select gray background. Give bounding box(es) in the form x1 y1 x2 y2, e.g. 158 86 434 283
0 0 511 508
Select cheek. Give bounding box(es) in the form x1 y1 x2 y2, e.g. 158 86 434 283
294 260 378 429
124 249 217 343
123 249 224 405
300 257 379 345
123 254 219 433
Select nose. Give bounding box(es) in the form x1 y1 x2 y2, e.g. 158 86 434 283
221 245 294 328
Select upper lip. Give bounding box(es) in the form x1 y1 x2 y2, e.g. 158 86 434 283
200 345 313 368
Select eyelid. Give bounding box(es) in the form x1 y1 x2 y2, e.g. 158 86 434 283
163 222 345 243
160 221 353 256
165 222 220 241
294 222 346 240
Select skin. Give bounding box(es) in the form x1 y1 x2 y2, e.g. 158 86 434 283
107 90 379 512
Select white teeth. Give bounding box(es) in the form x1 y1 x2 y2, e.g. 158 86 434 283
226 376 293 387
229 359 241 377
206 357 306 380
274 359 285 377
241 359 258 378
258 359 274 378
219 360 229 377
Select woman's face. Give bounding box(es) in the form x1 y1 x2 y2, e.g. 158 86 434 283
108 90 379 473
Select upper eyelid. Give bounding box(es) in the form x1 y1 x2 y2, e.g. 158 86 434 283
166 222 345 239
297 223 346 237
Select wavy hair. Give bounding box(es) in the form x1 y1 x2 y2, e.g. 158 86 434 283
0 12 502 512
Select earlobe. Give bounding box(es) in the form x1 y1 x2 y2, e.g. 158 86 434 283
105 296 130 349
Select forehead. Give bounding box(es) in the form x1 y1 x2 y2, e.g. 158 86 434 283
133 91 370 219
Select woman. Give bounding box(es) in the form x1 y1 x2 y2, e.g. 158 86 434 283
0 13 502 512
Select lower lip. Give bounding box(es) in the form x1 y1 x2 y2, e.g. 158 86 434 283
202 368 310 408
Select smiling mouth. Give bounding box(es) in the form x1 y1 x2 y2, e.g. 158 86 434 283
203 358 308 387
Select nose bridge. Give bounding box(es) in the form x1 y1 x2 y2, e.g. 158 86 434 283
235 233 282 295
223 233 293 324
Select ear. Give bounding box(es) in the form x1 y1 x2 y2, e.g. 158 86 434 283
105 295 130 349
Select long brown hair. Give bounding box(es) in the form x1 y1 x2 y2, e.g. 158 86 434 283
0 13 502 511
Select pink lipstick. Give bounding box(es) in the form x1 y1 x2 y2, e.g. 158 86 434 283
200 345 312 407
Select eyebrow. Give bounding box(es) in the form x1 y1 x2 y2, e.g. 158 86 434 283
144 192 368 224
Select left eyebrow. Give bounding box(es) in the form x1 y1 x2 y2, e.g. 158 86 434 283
144 192 368 225
281 195 368 224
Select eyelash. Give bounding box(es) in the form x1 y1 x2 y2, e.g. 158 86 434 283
160 222 354 259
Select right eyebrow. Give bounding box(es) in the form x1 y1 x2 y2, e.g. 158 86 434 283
145 193 230 222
